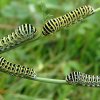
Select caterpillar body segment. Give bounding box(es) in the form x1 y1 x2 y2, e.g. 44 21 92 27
0 57 36 80
0 24 37 53
42 5 94 35
66 72 100 87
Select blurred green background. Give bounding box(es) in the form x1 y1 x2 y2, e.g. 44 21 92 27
0 0 100 100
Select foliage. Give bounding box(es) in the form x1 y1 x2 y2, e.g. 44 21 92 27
0 0 100 100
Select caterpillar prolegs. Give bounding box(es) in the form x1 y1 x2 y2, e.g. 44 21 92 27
0 24 37 54
42 5 94 35
0 57 36 80
66 72 100 87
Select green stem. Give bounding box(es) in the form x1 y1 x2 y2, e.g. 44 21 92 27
94 7 100 13
34 77 66 84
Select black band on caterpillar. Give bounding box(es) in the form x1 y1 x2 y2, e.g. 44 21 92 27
0 57 36 80
42 5 94 35
0 24 37 54
66 71 100 87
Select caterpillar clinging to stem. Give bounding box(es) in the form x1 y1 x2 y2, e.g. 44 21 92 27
66 71 100 87
42 5 95 35
0 24 37 54
0 57 36 80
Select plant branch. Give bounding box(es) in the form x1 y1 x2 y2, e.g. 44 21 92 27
94 7 100 13
34 77 66 84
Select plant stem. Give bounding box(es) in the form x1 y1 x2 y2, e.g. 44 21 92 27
94 7 100 13
34 77 67 84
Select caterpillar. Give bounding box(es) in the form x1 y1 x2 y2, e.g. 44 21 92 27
0 24 37 54
42 5 94 35
0 56 36 80
66 71 100 87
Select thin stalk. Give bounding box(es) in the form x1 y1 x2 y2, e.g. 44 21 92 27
35 77 66 84
94 7 100 13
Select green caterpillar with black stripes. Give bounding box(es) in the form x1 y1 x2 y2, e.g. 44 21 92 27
42 5 94 35
0 56 36 79
66 71 100 87
0 24 37 54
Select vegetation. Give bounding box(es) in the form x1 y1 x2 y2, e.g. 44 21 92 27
0 0 100 100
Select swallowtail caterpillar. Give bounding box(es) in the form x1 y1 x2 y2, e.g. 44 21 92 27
42 5 94 35
66 71 100 87
0 57 36 79
0 24 37 54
